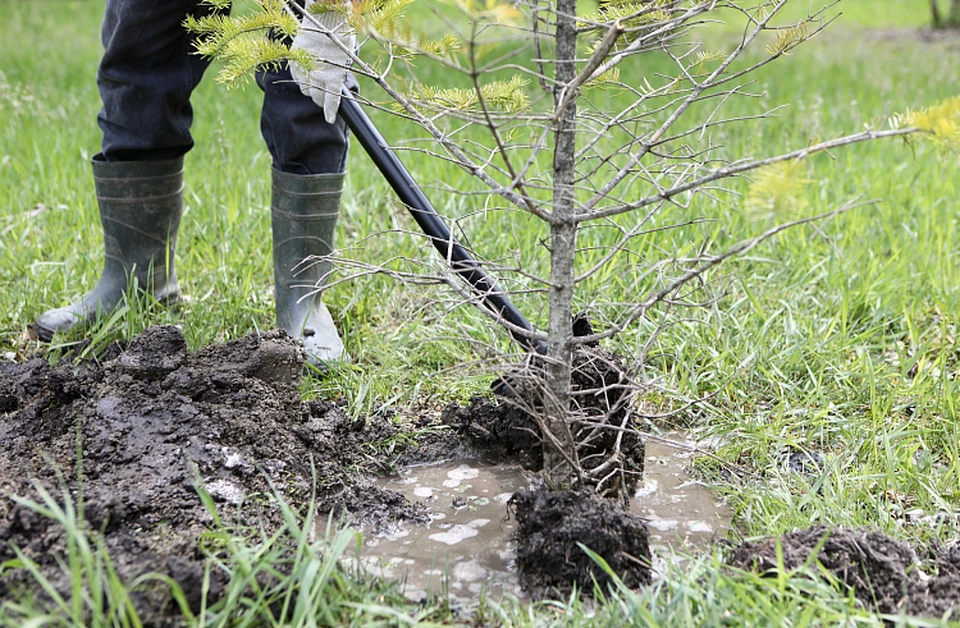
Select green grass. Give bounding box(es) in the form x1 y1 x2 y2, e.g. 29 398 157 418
4 0 960 624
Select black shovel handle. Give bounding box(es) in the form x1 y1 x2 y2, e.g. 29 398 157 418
338 90 546 354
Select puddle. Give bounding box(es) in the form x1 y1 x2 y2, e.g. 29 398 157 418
635 433 734 550
342 463 535 601
339 433 733 601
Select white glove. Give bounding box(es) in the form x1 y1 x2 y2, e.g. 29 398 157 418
290 0 356 124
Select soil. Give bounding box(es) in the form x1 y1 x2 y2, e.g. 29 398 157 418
449 340 645 499
508 488 651 594
14 326 958 621
728 525 960 619
0 324 655 620
446 338 653 595
0 325 430 623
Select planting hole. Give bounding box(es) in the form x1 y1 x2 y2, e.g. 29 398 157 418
339 432 733 600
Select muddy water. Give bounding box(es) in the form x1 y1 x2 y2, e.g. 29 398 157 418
341 433 732 600
636 434 734 550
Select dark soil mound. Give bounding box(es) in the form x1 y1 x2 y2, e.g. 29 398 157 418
0 325 427 622
509 488 651 595
444 395 541 467
728 525 960 620
450 343 645 498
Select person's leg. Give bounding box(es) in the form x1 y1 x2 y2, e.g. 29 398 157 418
258 61 351 176
98 0 221 162
34 0 223 340
257 48 353 364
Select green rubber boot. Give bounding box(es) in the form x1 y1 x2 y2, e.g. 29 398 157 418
34 157 183 341
271 168 346 366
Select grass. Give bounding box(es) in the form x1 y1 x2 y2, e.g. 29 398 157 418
3 0 960 624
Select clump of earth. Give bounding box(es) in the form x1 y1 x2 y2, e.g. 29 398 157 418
728 525 960 619
446 325 650 594
449 336 646 499
509 488 651 594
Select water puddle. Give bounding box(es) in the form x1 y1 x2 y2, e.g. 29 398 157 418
339 432 732 601
636 433 734 550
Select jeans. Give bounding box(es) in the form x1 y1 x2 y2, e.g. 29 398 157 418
97 0 350 174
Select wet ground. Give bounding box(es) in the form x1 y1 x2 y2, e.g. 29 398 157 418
0 326 433 622
0 325 656 618
347 463 533 601
634 433 733 551
4 325 960 622
353 435 733 600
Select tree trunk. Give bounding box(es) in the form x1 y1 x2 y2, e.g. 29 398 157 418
932 0 942 28
543 0 580 487
950 0 960 26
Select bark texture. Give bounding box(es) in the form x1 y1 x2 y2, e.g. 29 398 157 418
544 0 580 486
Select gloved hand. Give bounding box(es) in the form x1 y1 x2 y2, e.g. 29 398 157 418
290 0 356 124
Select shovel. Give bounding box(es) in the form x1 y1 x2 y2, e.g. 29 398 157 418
338 90 547 355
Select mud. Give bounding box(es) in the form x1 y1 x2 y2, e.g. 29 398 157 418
353 462 535 601
509 488 651 594
0 325 428 623
728 526 960 620
450 342 645 499
442 341 652 594
634 434 733 551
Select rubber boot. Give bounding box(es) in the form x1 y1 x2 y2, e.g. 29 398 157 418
271 168 346 365
33 157 183 341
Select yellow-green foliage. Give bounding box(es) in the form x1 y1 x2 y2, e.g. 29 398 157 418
401 75 530 113
580 0 672 28
186 0 301 86
765 24 807 56
188 0 464 84
356 0 516 56
693 49 725 74
306 0 347 14
581 0 674 54
342 0 462 60
452 0 523 22
583 68 622 91
374 23 461 59
349 0 414 37
892 96 960 152
745 159 812 216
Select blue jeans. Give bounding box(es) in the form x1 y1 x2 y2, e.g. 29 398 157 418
97 0 350 174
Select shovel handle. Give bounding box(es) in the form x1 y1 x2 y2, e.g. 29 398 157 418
338 90 546 354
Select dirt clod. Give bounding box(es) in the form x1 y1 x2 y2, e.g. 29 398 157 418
455 344 645 499
509 488 651 595
728 525 960 620
445 396 542 467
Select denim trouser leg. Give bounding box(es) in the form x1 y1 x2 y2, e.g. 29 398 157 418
256 46 352 175
97 0 350 174
97 0 220 161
